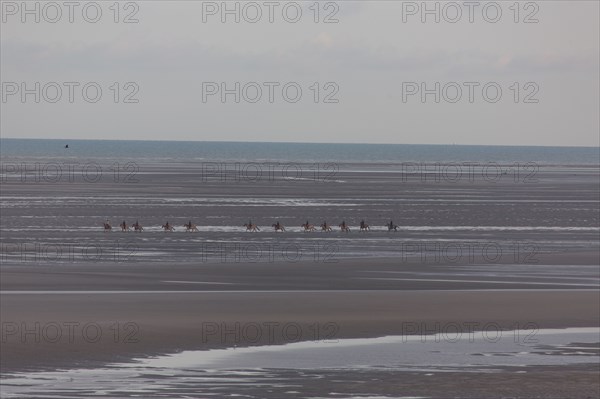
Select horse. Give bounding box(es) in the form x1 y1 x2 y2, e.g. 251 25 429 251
339 221 350 232
244 223 260 232
132 221 143 232
103 220 112 232
272 222 285 232
183 222 199 232
162 222 175 232
359 220 370 232
386 220 398 232
120 221 130 232
320 222 332 232
301 222 316 232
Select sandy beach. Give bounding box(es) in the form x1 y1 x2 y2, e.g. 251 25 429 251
1 158 599 397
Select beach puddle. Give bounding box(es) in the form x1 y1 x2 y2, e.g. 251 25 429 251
1 328 598 398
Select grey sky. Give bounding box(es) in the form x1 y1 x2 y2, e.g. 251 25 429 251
1 1 598 146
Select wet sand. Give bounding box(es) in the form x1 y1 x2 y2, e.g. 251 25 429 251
1 160 599 397
2 284 599 372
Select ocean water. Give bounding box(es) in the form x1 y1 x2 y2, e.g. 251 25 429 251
1 138 599 164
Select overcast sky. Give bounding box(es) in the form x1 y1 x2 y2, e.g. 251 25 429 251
1 1 598 146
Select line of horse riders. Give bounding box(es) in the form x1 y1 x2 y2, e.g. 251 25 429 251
102 219 400 233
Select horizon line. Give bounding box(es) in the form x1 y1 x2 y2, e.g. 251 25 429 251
2 137 599 149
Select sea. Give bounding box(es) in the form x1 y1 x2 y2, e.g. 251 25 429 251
1 138 599 164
